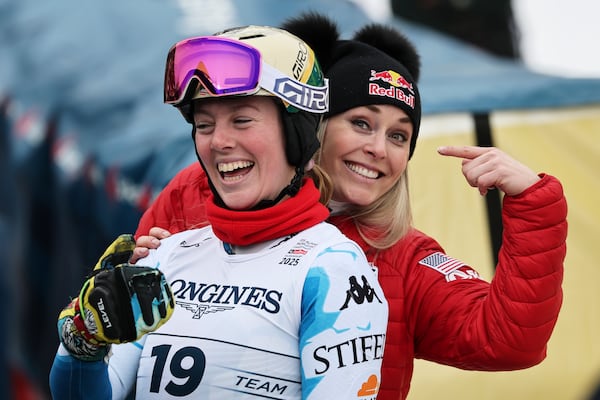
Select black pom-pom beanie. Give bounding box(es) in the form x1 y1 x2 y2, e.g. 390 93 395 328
283 13 422 158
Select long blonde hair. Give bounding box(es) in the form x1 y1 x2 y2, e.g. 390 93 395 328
313 120 413 250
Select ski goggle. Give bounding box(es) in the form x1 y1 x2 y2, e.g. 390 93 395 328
164 36 328 113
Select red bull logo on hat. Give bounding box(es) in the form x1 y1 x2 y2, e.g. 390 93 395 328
370 69 414 93
368 69 415 109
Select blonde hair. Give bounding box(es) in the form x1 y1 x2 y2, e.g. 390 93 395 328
314 120 413 250
307 122 335 206
307 163 334 206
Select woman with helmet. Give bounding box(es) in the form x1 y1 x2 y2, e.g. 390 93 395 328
49 24 388 399
132 13 568 400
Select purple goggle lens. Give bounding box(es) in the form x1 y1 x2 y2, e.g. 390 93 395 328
164 36 261 104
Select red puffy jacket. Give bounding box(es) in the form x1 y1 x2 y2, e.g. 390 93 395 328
135 162 567 400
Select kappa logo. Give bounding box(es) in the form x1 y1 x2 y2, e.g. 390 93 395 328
176 300 234 319
340 275 383 310
357 374 380 398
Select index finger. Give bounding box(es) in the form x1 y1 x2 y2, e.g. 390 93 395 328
437 145 489 160
148 227 171 239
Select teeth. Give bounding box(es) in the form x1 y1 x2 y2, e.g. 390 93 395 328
223 174 243 182
218 160 253 172
346 162 379 179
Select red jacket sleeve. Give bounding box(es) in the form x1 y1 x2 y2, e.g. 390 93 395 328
412 174 567 370
135 162 211 238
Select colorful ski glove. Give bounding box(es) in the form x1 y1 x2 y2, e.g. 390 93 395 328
57 234 174 361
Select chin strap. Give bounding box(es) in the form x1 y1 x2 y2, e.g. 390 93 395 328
250 166 304 210
192 125 305 211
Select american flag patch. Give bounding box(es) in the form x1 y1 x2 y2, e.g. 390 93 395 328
419 252 465 275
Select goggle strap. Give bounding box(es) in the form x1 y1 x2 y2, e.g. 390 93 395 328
259 63 329 114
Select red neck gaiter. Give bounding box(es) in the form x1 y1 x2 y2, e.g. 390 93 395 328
206 179 329 246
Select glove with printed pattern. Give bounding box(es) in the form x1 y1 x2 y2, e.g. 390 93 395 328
57 234 174 361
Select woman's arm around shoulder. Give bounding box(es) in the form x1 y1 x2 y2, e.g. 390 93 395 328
135 162 209 239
